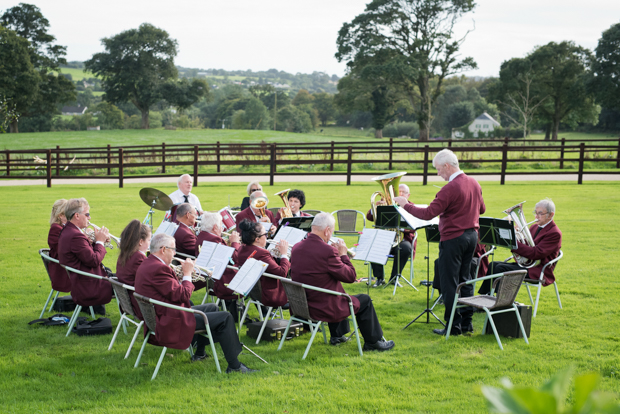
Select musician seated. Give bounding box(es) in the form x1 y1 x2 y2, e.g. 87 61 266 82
174 203 198 256
366 184 417 287
169 174 202 214
237 219 289 309
48 199 71 293
58 198 113 312
290 213 395 351
116 219 151 320
134 234 256 373
274 189 313 225
234 191 277 234
240 181 262 211
195 213 243 321
479 198 562 294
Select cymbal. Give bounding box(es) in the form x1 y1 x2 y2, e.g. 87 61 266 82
139 188 173 211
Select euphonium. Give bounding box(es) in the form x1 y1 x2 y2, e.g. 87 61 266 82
251 196 269 218
370 172 407 219
275 189 293 218
503 201 540 269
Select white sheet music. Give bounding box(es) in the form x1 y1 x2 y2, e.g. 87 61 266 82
154 220 178 236
228 258 268 296
396 204 439 230
353 228 396 265
195 241 235 280
272 226 306 246
260 222 272 233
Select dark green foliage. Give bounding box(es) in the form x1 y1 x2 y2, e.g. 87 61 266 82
313 92 336 127
276 105 313 132
382 122 419 138
589 23 620 113
160 78 209 112
444 101 475 130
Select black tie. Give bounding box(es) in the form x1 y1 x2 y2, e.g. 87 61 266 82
534 226 542 238
183 195 189 203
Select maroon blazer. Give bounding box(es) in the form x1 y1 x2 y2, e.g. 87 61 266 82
290 233 360 323
58 222 112 307
48 223 72 292
174 224 197 256
235 207 275 227
237 245 289 307
135 254 196 349
513 220 562 286
195 232 240 300
274 210 312 224
366 208 418 251
115 250 146 320
474 243 490 278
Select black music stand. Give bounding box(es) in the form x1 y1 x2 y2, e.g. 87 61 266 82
275 216 314 233
403 225 444 329
477 217 517 276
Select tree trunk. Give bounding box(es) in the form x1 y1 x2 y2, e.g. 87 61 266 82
375 129 383 138
544 123 551 140
141 109 150 129
9 119 18 133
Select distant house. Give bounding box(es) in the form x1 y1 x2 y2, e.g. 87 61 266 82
467 112 500 137
62 105 87 116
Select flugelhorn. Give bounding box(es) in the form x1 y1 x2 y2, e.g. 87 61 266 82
503 201 540 269
85 222 120 249
275 188 293 218
251 195 269 218
329 237 356 259
170 261 213 283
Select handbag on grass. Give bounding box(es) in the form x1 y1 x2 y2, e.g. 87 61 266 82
28 314 87 326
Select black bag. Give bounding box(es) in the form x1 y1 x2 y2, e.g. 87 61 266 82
246 319 304 342
483 303 532 338
72 317 113 336
52 296 78 312
28 314 87 326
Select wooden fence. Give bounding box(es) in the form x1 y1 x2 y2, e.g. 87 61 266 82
1 137 619 188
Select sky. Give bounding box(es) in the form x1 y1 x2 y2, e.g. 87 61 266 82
4 0 620 78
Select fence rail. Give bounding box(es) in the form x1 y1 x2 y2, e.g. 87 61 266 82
1 137 619 187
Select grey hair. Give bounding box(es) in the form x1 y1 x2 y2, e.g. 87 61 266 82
65 198 89 221
432 149 459 169
150 233 174 253
311 212 335 231
200 212 222 232
399 183 410 194
246 181 262 196
176 203 195 218
250 191 265 202
536 198 556 214
177 174 191 186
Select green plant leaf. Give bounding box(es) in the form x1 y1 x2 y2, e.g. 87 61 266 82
481 386 531 414
572 373 599 413
510 387 558 414
540 366 574 411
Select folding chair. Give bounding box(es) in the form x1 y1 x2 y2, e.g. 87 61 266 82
445 270 529 351
39 249 70 318
330 209 366 238
108 279 144 359
237 279 284 344
302 210 323 216
267 207 280 216
277 278 363 359
523 250 563 317
133 293 221 380
61 265 104 337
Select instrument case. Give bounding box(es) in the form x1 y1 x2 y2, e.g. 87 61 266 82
246 319 305 342
483 303 532 338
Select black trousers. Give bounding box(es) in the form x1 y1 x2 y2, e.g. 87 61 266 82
192 303 242 367
328 294 383 344
370 240 412 281
478 261 522 295
438 229 478 331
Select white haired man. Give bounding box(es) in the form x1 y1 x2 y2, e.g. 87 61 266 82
290 213 395 351
394 149 485 336
169 174 202 213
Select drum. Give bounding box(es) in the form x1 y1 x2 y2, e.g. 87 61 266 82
219 207 236 232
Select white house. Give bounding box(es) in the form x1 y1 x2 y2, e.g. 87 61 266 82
61 105 87 116
467 112 500 137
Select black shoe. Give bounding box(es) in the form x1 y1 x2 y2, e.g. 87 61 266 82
363 339 395 352
191 352 208 362
461 325 474 336
330 335 350 346
433 328 461 336
372 279 385 288
225 363 258 374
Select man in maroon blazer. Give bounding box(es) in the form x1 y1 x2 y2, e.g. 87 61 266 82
57 198 113 311
173 203 198 256
290 213 395 351
134 233 256 373
234 191 276 234
395 149 485 336
480 198 562 293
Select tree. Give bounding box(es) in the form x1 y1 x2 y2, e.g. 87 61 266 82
160 78 209 113
291 89 314 106
85 23 179 129
312 92 336 126
444 101 475 131
336 0 477 140
589 23 620 112
94 102 124 130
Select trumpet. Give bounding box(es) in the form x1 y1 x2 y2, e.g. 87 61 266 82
275 189 293 218
170 261 213 283
328 237 356 259
503 201 540 269
251 196 269 218
84 222 120 249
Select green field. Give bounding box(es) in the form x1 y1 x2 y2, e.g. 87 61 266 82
0 180 618 413
54 67 97 81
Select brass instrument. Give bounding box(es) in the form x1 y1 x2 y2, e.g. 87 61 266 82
275 189 293 218
170 261 213 283
503 201 540 269
329 237 356 259
251 196 269 218
84 223 120 249
266 240 292 259
370 172 407 247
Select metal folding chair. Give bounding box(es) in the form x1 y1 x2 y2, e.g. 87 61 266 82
330 209 366 238
61 265 104 337
237 279 284 344
133 293 221 380
523 250 563 317
108 279 144 359
302 210 323 216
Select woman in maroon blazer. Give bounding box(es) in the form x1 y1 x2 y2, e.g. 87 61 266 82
237 219 290 308
274 189 313 224
116 220 151 320
47 199 71 293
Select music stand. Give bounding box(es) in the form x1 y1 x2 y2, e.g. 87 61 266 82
275 216 314 233
478 217 517 276
403 225 444 329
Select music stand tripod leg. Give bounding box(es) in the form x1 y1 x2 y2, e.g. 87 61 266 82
235 293 268 364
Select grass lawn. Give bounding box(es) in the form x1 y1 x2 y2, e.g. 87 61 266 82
54 67 96 81
0 180 619 413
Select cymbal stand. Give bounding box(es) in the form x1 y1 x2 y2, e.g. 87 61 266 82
142 199 156 230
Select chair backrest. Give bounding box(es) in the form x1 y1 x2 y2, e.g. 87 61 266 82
110 279 138 319
280 279 312 321
542 249 563 274
134 293 157 332
331 210 365 232
249 280 262 302
267 207 280 216
39 248 52 280
493 270 527 309
303 210 322 216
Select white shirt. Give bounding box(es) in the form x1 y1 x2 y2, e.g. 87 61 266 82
169 189 202 212
449 170 464 182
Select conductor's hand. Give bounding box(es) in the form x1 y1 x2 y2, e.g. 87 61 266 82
376 199 387 206
94 226 110 243
277 240 289 256
393 196 408 207
229 231 240 245
337 239 348 257
181 258 194 278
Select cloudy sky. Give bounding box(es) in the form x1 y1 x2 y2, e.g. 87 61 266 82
7 0 620 78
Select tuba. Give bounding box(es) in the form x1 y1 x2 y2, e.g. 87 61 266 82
503 201 540 269
275 189 293 218
370 172 407 219
251 195 269 218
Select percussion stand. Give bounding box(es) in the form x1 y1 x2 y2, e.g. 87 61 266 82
142 199 157 230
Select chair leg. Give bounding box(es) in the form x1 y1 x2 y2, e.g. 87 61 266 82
134 333 151 368
277 319 295 351
533 284 542 318
445 295 459 340
204 331 221 373
125 321 144 359
90 306 96 319
256 306 273 345
484 310 503 351
302 322 323 360
525 284 534 307
65 305 82 337
349 312 363 356
108 314 126 351
48 291 61 313
40 289 56 319
513 304 529 345
554 282 562 309
151 347 168 380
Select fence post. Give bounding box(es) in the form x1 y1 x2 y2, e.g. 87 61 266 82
46 149 52 188
616 136 620 169
270 143 276 186
107 144 111 175
578 142 585 185
5 151 9 176
559 138 565 169
422 145 429 186
389 138 393 170
118 148 124 188
193 145 199 187
501 143 508 185
55 145 60 176
216 141 221 173
330 141 335 171
162 142 166 173
346 146 352 186
448 139 453 148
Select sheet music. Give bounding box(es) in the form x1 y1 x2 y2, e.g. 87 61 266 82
195 241 235 280
395 204 439 230
353 228 396 265
272 226 306 246
228 258 268 296
260 222 272 233
154 221 178 236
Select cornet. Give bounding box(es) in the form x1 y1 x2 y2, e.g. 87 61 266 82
85 222 120 249
170 262 213 283
329 237 356 259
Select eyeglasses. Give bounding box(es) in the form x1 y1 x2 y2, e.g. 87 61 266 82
164 246 176 253
257 233 268 238
533 210 549 217
83 212 91 217
250 188 262 193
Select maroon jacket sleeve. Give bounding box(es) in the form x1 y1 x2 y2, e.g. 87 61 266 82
326 248 357 284
404 188 450 221
513 226 561 260
70 232 107 269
